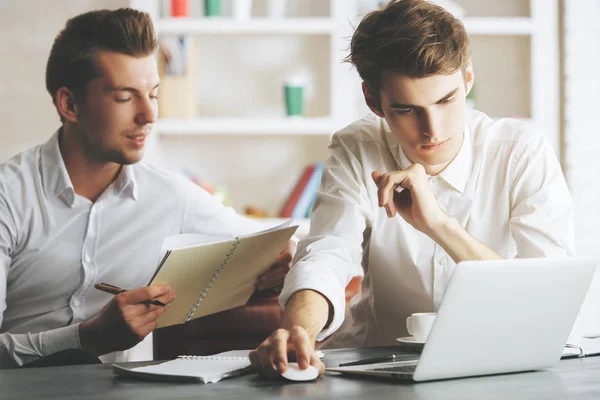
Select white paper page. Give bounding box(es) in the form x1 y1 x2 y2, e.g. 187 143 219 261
131 358 251 383
156 220 293 265
157 233 232 266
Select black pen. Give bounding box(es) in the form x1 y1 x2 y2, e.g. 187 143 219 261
339 354 396 367
94 283 167 307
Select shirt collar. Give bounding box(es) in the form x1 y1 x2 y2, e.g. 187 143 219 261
40 130 76 206
114 164 139 201
383 119 472 193
40 129 139 205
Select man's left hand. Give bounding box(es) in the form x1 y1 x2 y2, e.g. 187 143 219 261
255 239 297 291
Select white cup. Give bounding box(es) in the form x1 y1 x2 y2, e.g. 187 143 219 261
406 312 436 341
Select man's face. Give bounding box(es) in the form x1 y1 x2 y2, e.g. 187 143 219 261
74 51 159 165
365 65 473 173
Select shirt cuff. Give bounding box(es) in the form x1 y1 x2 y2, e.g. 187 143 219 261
40 323 82 357
279 264 347 342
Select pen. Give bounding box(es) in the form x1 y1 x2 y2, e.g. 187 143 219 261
94 283 167 307
339 354 396 367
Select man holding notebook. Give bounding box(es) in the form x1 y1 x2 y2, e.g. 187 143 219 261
0 9 293 368
250 0 574 377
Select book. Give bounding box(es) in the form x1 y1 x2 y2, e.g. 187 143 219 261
112 349 326 383
279 164 316 218
149 221 298 328
291 161 324 219
562 335 600 359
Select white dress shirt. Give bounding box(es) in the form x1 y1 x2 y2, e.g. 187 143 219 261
280 110 575 348
0 131 261 368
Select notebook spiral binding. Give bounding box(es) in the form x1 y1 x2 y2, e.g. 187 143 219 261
177 355 248 360
182 237 241 323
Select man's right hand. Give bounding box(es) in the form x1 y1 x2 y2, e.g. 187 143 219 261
79 285 175 356
249 326 325 378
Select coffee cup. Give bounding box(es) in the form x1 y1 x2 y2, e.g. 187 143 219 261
406 312 436 341
284 76 306 117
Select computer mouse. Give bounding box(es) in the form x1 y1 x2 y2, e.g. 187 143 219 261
280 362 319 381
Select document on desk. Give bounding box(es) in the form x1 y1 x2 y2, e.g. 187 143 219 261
562 335 600 359
113 350 252 383
113 350 325 383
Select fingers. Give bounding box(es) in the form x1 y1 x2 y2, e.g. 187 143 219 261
371 165 428 218
309 352 326 376
120 285 172 305
256 267 288 291
289 327 313 369
251 329 290 378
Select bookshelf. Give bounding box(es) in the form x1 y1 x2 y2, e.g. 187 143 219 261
129 0 560 217
156 117 336 135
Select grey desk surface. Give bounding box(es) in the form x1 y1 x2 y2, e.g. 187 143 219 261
2 346 599 400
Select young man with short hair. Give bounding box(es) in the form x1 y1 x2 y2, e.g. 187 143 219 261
0 8 293 368
250 0 573 377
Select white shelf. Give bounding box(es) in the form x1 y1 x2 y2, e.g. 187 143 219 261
156 117 337 136
463 17 534 35
156 17 533 37
156 17 335 35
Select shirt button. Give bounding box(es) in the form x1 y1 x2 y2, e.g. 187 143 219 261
84 254 91 263
73 299 80 307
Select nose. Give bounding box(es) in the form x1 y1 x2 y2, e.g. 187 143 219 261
418 109 442 141
135 96 157 125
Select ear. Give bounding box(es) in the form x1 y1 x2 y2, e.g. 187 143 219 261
362 82 385 118
464 60 475 97
55 87 79 123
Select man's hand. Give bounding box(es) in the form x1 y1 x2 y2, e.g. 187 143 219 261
79 285 175 356
371 164 449 235
255 239 297 291
249 326 325 378
249 290 329 379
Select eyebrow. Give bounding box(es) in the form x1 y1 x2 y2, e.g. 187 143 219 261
108 83 160 93
389 87 460 109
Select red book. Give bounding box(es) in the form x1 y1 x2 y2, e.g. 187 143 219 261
279 164 316 218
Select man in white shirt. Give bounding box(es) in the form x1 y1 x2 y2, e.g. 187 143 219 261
250 0 574 376
0 8 292 368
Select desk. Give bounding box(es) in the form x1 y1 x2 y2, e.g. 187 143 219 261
2 347 600 400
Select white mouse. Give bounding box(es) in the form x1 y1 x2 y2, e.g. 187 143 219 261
280 362 319 382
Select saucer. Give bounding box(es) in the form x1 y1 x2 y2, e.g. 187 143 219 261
396 336 426 347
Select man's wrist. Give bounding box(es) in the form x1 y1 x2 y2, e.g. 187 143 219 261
427 215 461 244
78 320 100 356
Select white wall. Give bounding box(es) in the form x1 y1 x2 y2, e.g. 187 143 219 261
563 0 600 258
0 0 127 162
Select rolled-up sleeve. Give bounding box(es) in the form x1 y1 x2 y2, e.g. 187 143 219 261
509 132 575 257
279 133 373 341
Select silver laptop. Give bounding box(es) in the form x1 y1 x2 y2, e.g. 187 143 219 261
327 257 598 382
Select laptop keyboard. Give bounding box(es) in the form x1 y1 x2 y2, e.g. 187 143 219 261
372 364 417 373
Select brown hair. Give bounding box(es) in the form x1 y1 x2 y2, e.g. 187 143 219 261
46 8 157 109
346 0 471 96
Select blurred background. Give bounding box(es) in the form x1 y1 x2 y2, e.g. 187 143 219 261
0 0 598 257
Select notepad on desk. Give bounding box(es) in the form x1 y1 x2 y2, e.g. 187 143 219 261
150 221 298 329
113 349 325 383
113 350 253 383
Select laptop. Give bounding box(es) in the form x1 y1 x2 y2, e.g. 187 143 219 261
327 257 598 382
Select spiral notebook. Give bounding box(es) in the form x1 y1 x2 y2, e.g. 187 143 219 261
149 221 298 328
113 350 253 383
113 349 325 383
